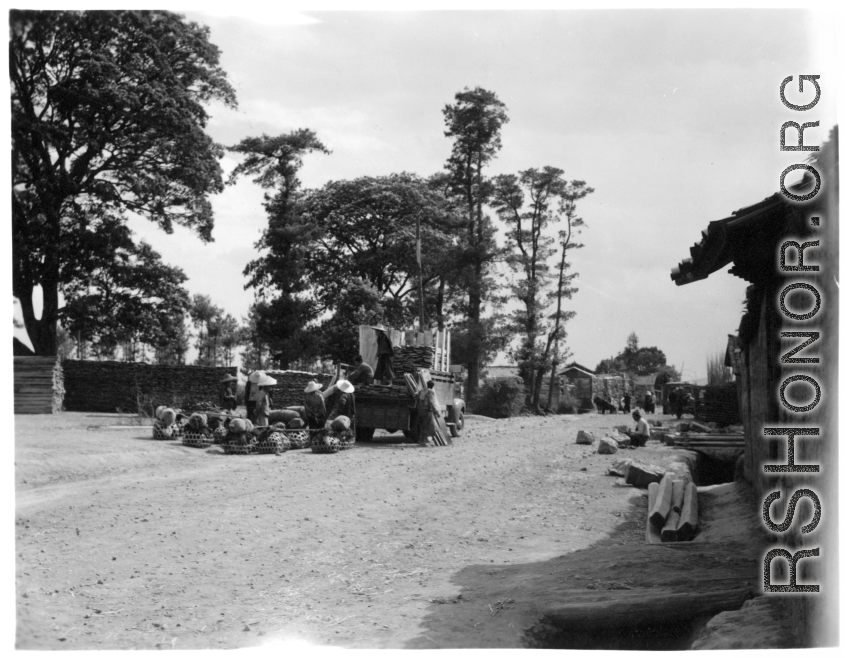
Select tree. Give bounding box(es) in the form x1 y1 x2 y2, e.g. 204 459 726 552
595 333 675 377
544 180 594 409
228 130 330 365
11 10 237 355
299 173 459 328
316 279 385 364
60 238 191 362
442 87 509 402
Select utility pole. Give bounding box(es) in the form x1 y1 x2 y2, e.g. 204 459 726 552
416 213 425 332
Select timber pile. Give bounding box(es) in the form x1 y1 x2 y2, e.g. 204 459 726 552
62 360 236 413
264 370 332 408
673 433 745 450
392 345 436 374
355 383 413 404
646 475 699 543
14 357 62 414
694 385 740 425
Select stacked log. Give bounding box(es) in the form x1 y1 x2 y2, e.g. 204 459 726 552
646 474 700 543
14 357 62 414
673 433 745 450
62 360 236 413
264 370 333 409
392 345 436 374
355 383 413 404
694 385 740 425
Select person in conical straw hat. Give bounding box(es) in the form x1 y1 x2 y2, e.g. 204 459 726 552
245 370 266 422
219 374 238 411
303 380 326 430
253 373 277 426
326 379 355 429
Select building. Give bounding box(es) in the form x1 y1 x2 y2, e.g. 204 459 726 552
670 151 838 646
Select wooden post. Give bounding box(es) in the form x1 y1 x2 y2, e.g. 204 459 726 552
677 482 699 541
649 474 674 529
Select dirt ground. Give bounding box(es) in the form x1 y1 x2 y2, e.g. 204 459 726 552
15 409 761 650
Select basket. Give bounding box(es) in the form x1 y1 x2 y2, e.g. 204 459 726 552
335 429 355 451
311 431 340 454
152 421 174 440
212 426 228 445
256 431 290 454
182 431 213 448
285 429 310 449
224 433 256 455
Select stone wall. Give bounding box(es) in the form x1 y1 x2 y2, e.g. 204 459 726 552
62 360 236 414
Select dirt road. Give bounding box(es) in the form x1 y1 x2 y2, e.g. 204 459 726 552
15 410 750 649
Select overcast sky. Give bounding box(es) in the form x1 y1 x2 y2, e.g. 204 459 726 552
11 8 839 380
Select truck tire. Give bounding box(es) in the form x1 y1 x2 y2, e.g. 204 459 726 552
450 408 464 437
356 426 375 442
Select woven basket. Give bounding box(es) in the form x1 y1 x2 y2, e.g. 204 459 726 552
224 433 256 455
182 431 213 448
212 426 228 445
255 431 290 454
285 429 310 449
335 429 355 451
152 421 173 440
311 432 340 454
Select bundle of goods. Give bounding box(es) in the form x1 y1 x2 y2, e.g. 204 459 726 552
182 412 213 448
262 370 333 409
152 407 178 440
335 428 355 450
255 425 290 454
224 417 256 455
391 345 436 374
310 430 340 454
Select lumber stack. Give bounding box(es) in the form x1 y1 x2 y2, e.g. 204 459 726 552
14 357 62 414
673 433 745 450
391 345 436 374
693 385 741 425
264 370 332 409
62 360 236 413
355 383 413 404
646 474 699 543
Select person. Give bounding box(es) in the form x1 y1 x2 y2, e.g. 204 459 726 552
347 355 374 387
622 392 631 413
625 409 651 447
675 390 690 419
219 375 238 411
325 379 355 427
303 380 327 431
246 370 265 422
416 380 441 446
644 389 655 414
253 373 277 426
666 388 678 416
372 324 396 383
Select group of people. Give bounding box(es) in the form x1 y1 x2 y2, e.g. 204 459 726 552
618 390 655 414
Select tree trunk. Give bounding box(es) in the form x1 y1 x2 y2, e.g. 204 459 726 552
435 275 446 331
531 367 545 412
17 270 60 357
547 360 558 409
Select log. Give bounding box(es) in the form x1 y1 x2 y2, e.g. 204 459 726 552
661 480 686 542
649 474 674 529
677 481 699 541
646 482 662 544
541 586 751 631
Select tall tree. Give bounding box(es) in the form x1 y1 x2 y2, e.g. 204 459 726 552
11 10 236 355
227 130 330 366
442 87 509 402
544 180 593 408
492 167 565 406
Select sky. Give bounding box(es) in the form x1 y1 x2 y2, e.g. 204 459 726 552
9 7 841 382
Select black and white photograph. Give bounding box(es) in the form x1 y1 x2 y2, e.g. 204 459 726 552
8 4 840 651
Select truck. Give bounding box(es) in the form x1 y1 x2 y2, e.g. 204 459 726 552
346 367 465 442
330 326 465 442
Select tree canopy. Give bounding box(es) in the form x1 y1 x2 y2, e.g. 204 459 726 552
11 10 236 354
